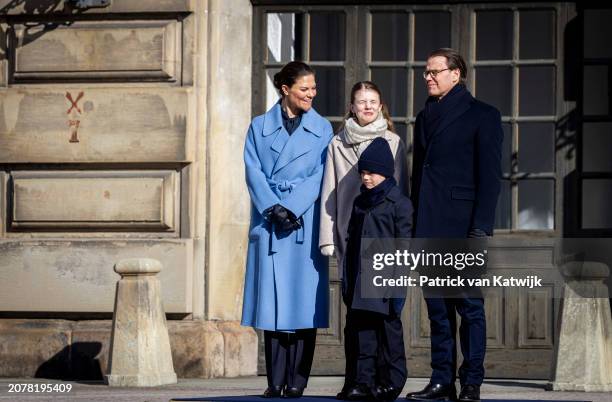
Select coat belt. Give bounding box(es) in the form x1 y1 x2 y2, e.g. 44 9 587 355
266 178 305 253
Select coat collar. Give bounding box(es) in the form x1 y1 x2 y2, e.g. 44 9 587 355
335 134 358 165
384 186 402 203
427 91 475 142
262 101 322 137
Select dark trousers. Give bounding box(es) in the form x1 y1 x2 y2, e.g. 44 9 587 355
264 329 317 389
425 297 486 386
343 308 407 393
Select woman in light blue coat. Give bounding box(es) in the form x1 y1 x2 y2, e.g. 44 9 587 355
241 61 333 398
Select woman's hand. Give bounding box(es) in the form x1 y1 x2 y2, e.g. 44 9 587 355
266 204 302 231
320 244 335 257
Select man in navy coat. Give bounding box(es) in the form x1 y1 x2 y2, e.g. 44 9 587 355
407 48 503 402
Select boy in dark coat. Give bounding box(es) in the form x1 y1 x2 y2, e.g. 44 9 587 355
341 137 413 401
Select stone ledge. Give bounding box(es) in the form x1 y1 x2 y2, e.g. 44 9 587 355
0 319 257 379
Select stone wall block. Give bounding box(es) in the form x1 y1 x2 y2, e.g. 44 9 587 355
168 321 224 378
217 321 257 377
0 320 72 378
71 320 113 380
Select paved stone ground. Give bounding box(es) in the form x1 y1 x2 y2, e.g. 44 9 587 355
0 377 609 402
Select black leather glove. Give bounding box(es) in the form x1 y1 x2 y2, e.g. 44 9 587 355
269 204 301 232
263 205 275 222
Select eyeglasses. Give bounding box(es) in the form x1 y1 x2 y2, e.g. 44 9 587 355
423 68 450 79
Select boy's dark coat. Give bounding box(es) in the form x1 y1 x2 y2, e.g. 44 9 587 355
343 185 413 315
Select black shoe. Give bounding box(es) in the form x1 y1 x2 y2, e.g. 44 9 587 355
337 382 355 400
262 385 283 398
374 385 399 401
405 383 456 401
284 386 304 398
345 384 372 401
458 385 480 402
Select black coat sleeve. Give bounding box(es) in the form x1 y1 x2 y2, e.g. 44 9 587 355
394 197 414 238
471 107 503 235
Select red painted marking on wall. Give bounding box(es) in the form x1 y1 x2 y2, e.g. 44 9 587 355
66 91 84 114
69 119 80 143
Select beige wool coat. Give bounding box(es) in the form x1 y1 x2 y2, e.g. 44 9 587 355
319 129 410 270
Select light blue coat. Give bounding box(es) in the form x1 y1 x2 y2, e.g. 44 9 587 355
241 102 333 331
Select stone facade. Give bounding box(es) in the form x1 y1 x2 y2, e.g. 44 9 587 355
0 0 255 378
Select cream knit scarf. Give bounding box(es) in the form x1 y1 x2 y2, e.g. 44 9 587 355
343 112 389 156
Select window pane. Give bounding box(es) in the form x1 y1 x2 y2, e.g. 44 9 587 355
371 68 408 117
495 180 512 230
475 67 513 116
584 9 612 59
414 12 451 61
583 65 610 116
267 13 301 62
371 12 409 61
519 10 555 59
476 10 513 60
265 68 281 111
583 123 612 172
519 66 555 116
412 67 429 116
310 12 345 61
518 180 554 230
582 179 612 229
501 123 512 175
312 67 345 116
394 122 408 146
518 123 555 173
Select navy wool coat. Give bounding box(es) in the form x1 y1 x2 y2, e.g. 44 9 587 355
343 185 413 315
241 102 334 331
411 95 503 238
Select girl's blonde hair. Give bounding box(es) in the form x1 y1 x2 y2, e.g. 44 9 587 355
340 81 395 133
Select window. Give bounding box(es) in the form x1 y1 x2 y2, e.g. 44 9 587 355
257 8 349 132
580 8 612 232
473 8 559 230
253 3 571 233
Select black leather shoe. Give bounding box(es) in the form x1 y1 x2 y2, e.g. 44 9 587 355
405 383 456 401
284 386 304 398
458 384 480 402
345 384 372 400
262 385 283 398
374 385 400 401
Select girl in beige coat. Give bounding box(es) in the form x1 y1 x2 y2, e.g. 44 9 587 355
319 81 409 267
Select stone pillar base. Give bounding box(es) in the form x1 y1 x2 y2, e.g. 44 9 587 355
107 372 178 387
0 319 257 379
549 263 612 392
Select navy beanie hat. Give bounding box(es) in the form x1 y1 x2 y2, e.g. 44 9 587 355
358 137 394 178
